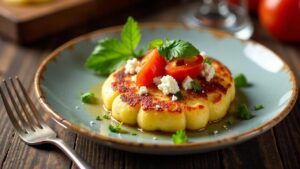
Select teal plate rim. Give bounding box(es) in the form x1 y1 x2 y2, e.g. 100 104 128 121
34 22 298 151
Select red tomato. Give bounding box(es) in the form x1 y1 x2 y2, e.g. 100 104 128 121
165 55 203 82
259 0 300 42
136 49 166 86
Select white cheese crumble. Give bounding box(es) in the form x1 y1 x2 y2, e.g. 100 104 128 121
213 130 219 135
202 63 215 82
155 104 161 110
124 58 140 75
138 86 148 95
153 76 161 85
182 76 193 90
171 95 178 101
157 75 180 95
131 75 137 82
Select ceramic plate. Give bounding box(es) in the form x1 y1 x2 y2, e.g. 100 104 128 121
35 23 298 154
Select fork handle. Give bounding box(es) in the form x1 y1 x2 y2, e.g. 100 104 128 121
47 138 92 169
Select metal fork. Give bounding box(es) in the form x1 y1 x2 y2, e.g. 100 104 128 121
0 77 92 169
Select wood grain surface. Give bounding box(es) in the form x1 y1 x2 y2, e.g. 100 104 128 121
0 1 299 169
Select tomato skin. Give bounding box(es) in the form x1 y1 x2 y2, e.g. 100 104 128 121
259 0 300 42
136 49 166 86
165 56 203 82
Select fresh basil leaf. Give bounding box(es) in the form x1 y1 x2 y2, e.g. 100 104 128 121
85 17 142 75
148 39 163 49
158 40 199 60
121 16 141 56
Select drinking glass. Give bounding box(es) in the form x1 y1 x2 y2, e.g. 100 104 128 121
182 0 253 40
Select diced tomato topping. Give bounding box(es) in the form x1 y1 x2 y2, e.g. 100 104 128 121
165 55 203 82
136 49 167 86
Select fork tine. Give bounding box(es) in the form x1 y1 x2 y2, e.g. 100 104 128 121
3 80 31 132
0 86 26 134
15 77 46 127
9 78 40 130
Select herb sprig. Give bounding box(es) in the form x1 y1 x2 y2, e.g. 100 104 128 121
172 130 188 144
85 17 142 75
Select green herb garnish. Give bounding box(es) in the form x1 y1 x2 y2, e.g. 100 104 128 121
96 115 102 121
108 122 123 133
80 92 95 103
172 130 188 144
130 132 138 136
234 73 250 88
85 17 142 75
102 114 110 120
149 39 199 60
148 39 163 50
191 80 202 92
238 104 254 120
204 57 212 65
226 119 234 126
174 91 184 100
254 104 264 111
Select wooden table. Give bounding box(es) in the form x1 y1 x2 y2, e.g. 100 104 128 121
0 2 299 169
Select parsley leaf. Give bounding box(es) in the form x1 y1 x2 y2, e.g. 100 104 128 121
191 80 202 92
204 57 212 65
96 115 102 121
108 122 123 133
102 114 110 120
174 91 184 100
172 130 188 144
148 39 163 49
80 92 95 103
238 104 254 120
254 104 264 111
85 17 142 75
234 73 250 88
158 39 200 60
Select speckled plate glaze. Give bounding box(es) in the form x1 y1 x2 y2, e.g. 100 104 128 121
35 23 298 154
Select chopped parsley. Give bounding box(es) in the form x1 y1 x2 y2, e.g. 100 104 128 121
254 104 264 111
234 73 250 88
174 91 184 100
108 122 123 133
226 119 234 126
130 132 138 136
85 17 142 75
191 80 202 92
102 114 110 120
204 57 212 65
96 115 102 121
80 92 95 104
238 104 254 120
172 130 188 144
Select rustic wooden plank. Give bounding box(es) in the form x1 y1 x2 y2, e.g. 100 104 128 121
71 135 221 169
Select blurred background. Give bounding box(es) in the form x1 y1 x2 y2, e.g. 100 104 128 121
0 0 299 44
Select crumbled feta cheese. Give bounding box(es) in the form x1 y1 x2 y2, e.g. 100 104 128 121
138 86 148 95
153 76 161 85
155 104 161 110
171 95 178 101
182 76 193 90
200 51 206 56
157 75 180 95
202 63 215 81
125 58 140 74
131 75 137 82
